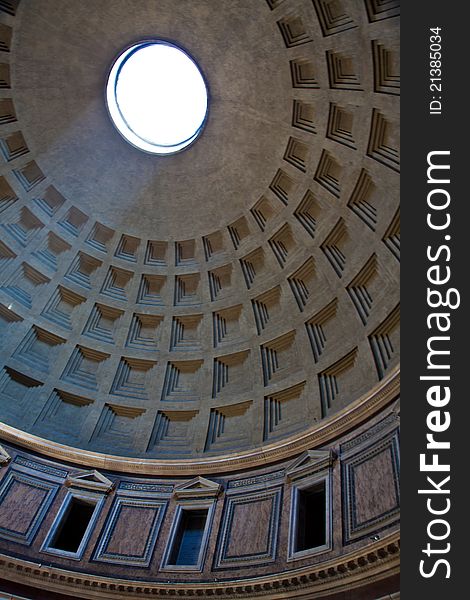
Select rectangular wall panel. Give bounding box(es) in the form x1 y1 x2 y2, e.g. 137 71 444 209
0 469 58 544
214 486 282 569
341 427 400 543
93 496 167 566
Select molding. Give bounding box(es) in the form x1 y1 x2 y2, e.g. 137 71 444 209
342 429 400 544
286 449 334 481
0 470 58 545
214 485 283 569
40 489 106 561
227 469 284 493
0 531 400 598
65 470 114 494
13 455 68 481
0 444 11 465
173 476 221 499
93 496 167 567
160 500 216 573
0 368 399 476
340 412 399 458
287 472 331 561
117 480 173 497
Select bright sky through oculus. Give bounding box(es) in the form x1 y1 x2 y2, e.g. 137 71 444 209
106 42 208 154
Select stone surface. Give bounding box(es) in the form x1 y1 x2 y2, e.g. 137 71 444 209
0 0 399 461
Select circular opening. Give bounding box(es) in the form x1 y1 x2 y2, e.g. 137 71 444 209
106 41 209 155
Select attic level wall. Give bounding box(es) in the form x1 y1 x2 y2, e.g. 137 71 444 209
0 401 400 598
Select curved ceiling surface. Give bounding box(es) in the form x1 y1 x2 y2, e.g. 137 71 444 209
13 0 290 238
0 0 400 460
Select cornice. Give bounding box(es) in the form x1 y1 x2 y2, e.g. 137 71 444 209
0 531 400 599
0 367 399 476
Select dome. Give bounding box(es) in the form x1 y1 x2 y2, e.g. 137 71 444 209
0 1 400 598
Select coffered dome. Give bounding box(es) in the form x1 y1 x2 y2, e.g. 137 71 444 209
0 0 399 464
0 2 400 599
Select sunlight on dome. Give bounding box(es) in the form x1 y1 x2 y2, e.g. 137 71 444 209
106 41 208 154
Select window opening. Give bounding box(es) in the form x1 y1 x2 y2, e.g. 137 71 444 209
168 508 208 566
49 497 96 553
294 481 326 552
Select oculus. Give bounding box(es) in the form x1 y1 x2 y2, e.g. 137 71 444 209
106 41 208 155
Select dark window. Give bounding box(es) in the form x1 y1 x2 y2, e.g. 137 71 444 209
50 497 96 553
169 509 208 565
295 481 326 552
